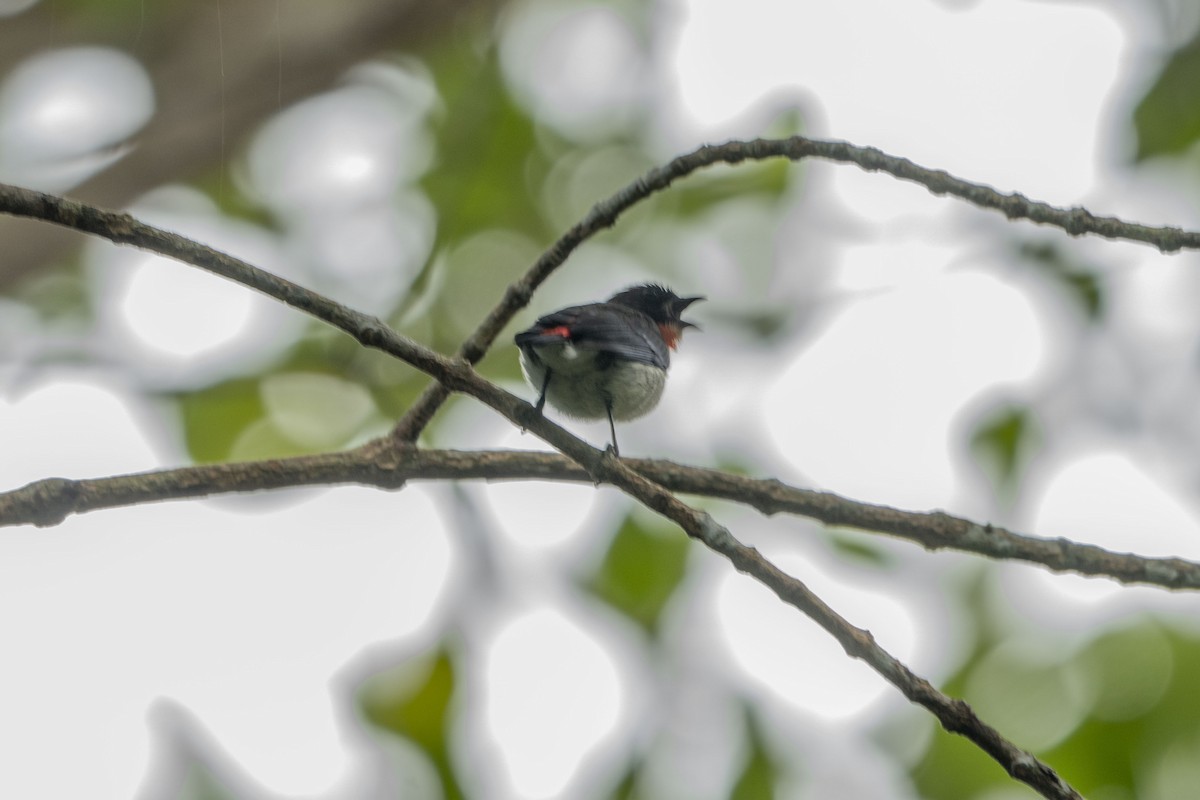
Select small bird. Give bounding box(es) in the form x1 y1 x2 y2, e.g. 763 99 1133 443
514 283 704 455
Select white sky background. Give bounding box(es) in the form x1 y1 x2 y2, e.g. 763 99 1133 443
4 1 1200 799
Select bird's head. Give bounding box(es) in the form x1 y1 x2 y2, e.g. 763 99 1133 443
608 284 705 350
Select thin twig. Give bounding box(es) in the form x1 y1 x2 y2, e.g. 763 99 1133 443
387 135 1200 442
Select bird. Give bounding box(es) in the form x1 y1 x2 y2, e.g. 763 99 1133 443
514 283 704 455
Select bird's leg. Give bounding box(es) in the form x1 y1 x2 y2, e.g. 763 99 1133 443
605 399 620 457
534 370 551 415
519 370 551 434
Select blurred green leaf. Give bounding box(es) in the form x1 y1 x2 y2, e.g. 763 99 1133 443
827 530 892 567
434 229 544 343
911 617 1200 799
175 332 403 463
193 170 277 229
1081 622 1173 722
607 758 645 800
176 377 265 463
969 403 1041 503
912 727 1035 800
1017 241 1104 321
177 366 380 461
586 513 691 635
275 327 432 421
1149 627 1200 724
275 331 369 382
909 573 1044 799
56 0 180 28
175 762 238 800
730 706 778 800
1133 32 1200 160
398 34 560 362
15 262 90 321
479 341 528 385
764 104 807 139
1026 623 1194 797
360 647 464 800
421 40 550 248
736 308 795 341
1041 717 1141 798
1058 270 1103 320
668 160 792 220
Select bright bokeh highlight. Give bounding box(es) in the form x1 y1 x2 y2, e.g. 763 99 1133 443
484 605 624 798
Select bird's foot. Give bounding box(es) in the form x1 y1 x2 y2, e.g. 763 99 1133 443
516 403 545 434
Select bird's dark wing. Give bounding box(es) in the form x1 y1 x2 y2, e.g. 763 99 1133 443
515 303 669 369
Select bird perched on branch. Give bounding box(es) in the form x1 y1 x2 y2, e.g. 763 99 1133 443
515 283 704 455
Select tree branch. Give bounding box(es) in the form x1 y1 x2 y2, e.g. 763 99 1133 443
387 135 1200 443
570 452 1085 800
5 449 1196 592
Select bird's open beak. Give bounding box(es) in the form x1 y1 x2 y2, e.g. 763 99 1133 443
676 295 705 330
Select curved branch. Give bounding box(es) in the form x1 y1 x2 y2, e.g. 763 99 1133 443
388 135 1200 441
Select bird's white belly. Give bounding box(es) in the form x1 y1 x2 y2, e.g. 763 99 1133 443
520 347 666 421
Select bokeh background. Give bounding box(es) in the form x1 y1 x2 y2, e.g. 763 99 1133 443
4 0 1200 798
